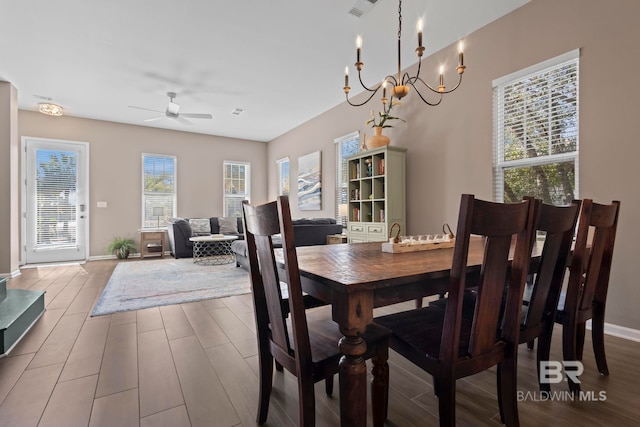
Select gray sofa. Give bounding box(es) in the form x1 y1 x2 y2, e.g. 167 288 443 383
232 218 343 270
167 217 244 259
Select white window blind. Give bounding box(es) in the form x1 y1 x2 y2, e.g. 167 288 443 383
334 131 360 224
493 50 579 205
276 157 290 196
224 161 250 217
35 149 78 247
142 154 176 229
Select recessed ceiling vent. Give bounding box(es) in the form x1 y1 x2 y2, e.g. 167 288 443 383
348 0 379 18
231 108 245 116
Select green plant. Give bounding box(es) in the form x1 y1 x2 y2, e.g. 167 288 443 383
107 237 138 259
365 101 405 128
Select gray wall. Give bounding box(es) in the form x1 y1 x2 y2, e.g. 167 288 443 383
268 0 640 330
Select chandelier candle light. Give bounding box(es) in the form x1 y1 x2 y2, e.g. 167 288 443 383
343 0 466 113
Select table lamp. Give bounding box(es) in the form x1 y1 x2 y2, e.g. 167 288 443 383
153 207 164 229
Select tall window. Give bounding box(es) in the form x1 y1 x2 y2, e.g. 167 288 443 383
224 161 250 217
142 154 176 229
493 50 579 205
276 157 290 196
334 131 360 224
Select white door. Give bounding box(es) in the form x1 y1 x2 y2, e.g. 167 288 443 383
23 137 89 264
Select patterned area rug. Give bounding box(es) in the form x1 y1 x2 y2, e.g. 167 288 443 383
91 258 251 316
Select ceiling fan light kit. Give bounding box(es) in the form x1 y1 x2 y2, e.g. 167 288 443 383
39 102 63 116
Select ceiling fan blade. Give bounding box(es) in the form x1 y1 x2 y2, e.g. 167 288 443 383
129 105 164 114
144 116 166 122
174 116 192 125
180 113 213 119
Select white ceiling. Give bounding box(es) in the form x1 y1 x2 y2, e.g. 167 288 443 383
0 0 529 142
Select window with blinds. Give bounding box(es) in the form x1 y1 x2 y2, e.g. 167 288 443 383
35 149 78 247
334 131 360 224
142 154 176 229
276 157 290 196
493 50 579 205
224 161 250 217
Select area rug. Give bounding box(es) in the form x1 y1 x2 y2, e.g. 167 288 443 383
91 258 251 316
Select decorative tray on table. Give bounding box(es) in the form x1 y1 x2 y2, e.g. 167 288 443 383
382 223 455 253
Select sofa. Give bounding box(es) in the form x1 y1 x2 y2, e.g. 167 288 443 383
232 218 343 270
167 217 244 259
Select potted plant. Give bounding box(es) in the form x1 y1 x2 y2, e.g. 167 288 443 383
107 237 138 259
365 101 405 149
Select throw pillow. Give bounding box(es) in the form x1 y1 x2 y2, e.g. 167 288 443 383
189 218 211 236
218 217 239 234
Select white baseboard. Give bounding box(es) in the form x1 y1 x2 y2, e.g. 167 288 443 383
0 269 22 279
586 320 640 343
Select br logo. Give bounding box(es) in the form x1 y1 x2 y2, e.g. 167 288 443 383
539 361 584 384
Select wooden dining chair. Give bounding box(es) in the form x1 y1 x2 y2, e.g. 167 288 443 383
547 199 620 393
242 195 390 427
374 194 537 427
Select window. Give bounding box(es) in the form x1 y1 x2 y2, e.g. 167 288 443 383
224 161 250 217
142 154 176 229
276 157 290 196
493 50 579 205
334 131 361 224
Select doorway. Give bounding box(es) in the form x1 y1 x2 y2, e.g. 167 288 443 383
22 137 89 264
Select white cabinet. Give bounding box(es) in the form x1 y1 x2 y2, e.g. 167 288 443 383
346 146 406 243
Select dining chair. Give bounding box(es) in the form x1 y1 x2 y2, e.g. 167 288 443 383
242 195 390 427
374 194 537 427
549 199 620 393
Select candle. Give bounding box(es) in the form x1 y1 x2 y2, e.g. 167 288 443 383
458 41 464 67
356 35 362 62
417 19 424 47
345 67 349 87
439 65 444 87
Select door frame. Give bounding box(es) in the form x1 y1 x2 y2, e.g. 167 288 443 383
20 136 90 265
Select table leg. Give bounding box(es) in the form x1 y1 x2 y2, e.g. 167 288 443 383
333 290 373 427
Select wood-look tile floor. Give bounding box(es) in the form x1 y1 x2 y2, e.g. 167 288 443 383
1 259 639 426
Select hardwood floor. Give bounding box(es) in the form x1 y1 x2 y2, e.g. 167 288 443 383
1 259 639 426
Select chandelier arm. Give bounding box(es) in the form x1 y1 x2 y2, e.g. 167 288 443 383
438 73 464 94
407 75 442 94
409 81 444 106
345 89 384 107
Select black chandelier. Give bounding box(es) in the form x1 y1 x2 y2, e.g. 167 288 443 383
343 0 466 113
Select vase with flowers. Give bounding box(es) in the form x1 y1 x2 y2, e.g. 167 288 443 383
365 102 405 149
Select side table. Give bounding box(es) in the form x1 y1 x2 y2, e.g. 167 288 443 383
326 234 348 245
140 230 165 259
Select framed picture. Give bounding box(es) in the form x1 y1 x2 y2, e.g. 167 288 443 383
297 151 321 210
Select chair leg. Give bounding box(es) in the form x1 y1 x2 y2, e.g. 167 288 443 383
537 321 554 393
527 339 535 351
576 321 586 361
325 374 334 396
257 352 274 424
275 361 284 372
298 375 316 427
497 356 520 427
435 376 456 427
592 303 610 375
415 298 423 308
562 321 581 393
371 342 390 427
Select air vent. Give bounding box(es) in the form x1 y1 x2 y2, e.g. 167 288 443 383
231 108 245 116
348 0 379 18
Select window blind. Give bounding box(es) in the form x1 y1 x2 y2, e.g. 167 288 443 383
334 132 360 224
224 161 250 217
142 154 176 228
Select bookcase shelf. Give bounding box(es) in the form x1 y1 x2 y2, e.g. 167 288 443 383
346 146 406 243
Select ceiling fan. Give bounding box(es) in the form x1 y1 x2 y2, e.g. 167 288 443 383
129 92 213 125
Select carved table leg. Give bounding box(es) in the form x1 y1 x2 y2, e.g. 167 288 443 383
339 331 368 427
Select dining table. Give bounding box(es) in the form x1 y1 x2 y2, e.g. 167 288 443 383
275 237 544 427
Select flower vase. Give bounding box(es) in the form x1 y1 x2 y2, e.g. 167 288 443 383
367 126 390 149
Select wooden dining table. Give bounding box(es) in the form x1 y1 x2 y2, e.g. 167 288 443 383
275 237 544 427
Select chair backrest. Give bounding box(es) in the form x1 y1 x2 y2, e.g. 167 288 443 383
523 199 581 330
564 199 620 315
242 196 312 374
441 195 537 361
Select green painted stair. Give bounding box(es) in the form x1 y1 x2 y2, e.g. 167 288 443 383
0 277 45 355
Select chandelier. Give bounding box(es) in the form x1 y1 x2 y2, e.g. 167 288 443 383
343 0 466 113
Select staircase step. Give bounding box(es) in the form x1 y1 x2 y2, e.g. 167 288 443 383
0 278 45 356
